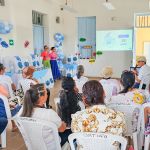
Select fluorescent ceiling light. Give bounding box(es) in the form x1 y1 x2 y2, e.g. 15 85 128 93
103 2 115 10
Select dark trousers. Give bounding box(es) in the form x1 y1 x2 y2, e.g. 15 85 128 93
59 129 72 146
0 118 8 134
46 88 50 108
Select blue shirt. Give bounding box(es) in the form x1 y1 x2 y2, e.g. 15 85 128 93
0 98 7 118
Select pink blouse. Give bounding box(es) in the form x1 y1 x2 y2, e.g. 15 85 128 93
49 51 57 60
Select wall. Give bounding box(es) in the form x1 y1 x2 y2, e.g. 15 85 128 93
0 0 65 56
81 51 133 78
136 28 150 56
0 0 142 77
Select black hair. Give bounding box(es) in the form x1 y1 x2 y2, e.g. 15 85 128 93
58 77 80 127
51 47 55 50
119 71 135 94
82 80 104 106
44 45 48 49
77 65 84 79
0 63 5 72
21 84 45 117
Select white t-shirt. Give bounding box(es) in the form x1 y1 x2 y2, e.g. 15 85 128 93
138 64 150 90
18 107 62 128
18 78 37 94
73 76 88 93
0 75 13 85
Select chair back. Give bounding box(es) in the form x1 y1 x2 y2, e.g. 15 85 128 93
102 84 117 104
108 104 141 136
18 79 36 95
69 132 127 150
14 117 61 150
0 94 12 119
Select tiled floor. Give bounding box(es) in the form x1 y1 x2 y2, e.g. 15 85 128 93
1 77 101 150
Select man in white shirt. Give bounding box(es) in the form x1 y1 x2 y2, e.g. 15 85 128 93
0 63 16 91
135 56 150 90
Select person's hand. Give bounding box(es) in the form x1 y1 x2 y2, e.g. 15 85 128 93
58 121 66 132
74 86 79 94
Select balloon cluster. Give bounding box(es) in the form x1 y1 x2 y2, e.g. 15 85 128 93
54 33 64 43
0 21 13 34
54 33 65 71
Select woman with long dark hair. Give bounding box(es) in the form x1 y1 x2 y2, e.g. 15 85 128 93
71 80 126 136
49 47 61 81
57 77 81 146
20 84 66 132
109 71 147 104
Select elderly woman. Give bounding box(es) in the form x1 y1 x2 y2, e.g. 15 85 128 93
18 66 51 108
71 80 126 136
99 66 121 103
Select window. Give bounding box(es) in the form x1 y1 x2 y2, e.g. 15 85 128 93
32 11 43 26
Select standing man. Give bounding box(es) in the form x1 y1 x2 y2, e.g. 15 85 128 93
135 56 150 90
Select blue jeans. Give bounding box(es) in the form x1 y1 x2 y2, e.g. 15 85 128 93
0 117 8 134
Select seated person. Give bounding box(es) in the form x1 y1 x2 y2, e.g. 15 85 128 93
73 65 88 93
71 80 126 136
109 71 148 105
0 85 8 137
19 84 66 146
18 66 51 108
57 77 82 146
100 66 121 92
0 63 16 95
0 85 20 132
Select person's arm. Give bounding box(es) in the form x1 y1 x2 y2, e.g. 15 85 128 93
144 107 150 125
58 121 66 132
0 85 9 97
11 83 16 91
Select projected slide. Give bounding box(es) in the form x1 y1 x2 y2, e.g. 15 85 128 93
96 29 133 51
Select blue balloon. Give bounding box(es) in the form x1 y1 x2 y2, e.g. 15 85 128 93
67 58 71 62
33 61 36 67
50 78 54 83
15 56 21 61
24 62 29 67
0 22 13 34
73 57 77 61
1 41 9 48
54 33 64 42
18 62 23 68
46 80 50 86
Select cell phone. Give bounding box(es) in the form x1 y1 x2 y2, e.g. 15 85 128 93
142 84 146 90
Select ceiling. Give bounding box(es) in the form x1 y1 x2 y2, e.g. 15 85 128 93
52 0 150 28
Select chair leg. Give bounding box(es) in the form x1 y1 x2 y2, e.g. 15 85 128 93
133 132 138 150
1 129 6 148
144 135 150 150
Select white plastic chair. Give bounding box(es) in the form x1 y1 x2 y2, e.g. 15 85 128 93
137 103 150 150
18 79 37 95
14 117 61 150
68 132 127 150
0 94 12 148
108 104 141 150
102 84 117 104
